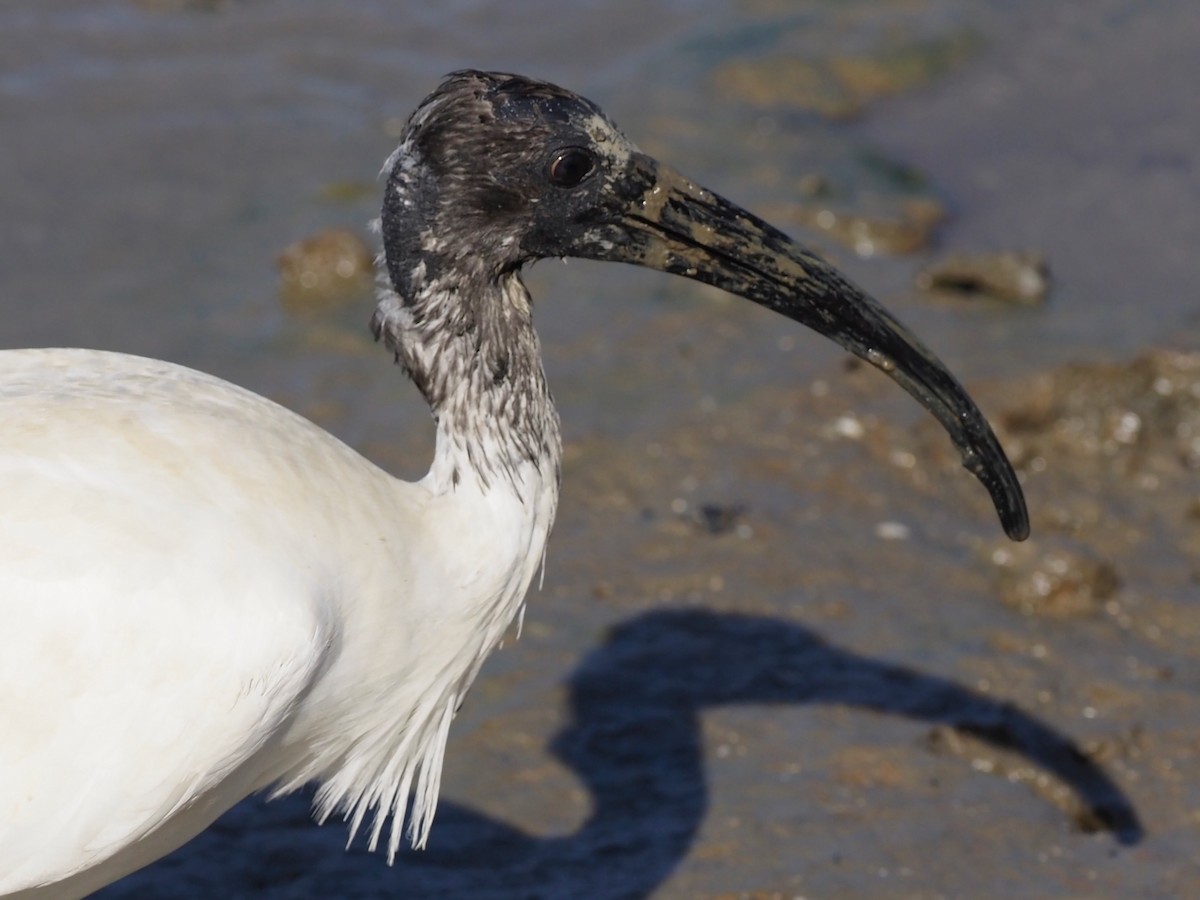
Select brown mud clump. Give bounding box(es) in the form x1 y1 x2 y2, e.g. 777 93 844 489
990 543 1120 618
979 349 1200 619
277 227 375 312
917 251 1050 305
713 32 982 120
769 196 946 258
1001 349 1200 476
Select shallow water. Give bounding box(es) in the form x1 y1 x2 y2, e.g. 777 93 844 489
2 0 1198 896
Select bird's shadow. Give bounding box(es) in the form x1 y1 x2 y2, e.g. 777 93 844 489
98 608 1142 899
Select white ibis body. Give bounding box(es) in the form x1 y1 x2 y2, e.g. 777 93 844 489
0 71 1027 898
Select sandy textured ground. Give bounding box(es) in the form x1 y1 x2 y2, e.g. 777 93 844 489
2 0 1197 896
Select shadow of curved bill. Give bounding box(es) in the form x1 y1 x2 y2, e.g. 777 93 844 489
98 608 1141 899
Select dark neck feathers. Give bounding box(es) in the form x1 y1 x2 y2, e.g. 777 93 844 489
373 146 560 492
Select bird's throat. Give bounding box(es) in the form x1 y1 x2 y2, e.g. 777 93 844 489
372 267 562 499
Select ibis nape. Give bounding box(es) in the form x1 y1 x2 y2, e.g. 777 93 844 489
0 70 1028 897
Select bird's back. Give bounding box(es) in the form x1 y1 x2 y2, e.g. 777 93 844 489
0 349 410 895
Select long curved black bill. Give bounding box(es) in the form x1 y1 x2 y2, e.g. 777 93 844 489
581 154 1029 541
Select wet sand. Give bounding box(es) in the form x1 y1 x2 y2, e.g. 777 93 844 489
2 0 1197 896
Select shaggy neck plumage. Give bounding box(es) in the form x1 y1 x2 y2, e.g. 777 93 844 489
373 160 561 494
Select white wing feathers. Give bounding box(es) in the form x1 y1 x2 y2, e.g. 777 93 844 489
0 351 341 892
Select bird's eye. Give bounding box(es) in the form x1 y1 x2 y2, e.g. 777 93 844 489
547 148 595 188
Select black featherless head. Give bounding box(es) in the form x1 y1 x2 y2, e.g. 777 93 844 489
378 71 1029 540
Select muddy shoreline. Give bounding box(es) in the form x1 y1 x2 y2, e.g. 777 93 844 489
2 0 1196 896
